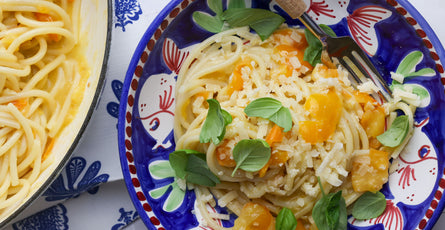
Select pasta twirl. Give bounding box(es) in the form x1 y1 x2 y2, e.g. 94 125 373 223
0 0 88 218
174 26 415 229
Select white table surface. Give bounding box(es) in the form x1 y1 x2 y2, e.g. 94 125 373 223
122 0 445 229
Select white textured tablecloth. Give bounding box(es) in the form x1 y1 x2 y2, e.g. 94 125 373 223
4 0 445 229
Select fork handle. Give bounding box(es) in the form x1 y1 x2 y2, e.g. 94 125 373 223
275 0 306 19
299 13 330 42
275 0 330 42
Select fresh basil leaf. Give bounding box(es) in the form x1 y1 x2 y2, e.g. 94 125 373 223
245 97 293 131
313 181 347 230
222 8 281 28
276 208 297 230
244 97 282 118
200 99 232 145
193 11 224 33
185 154 220 187
352 191 386 220
269 106 292 132
313 194 330 230
169 150 220 187
304 24 336 66
250 16 286 41
207 0 223 15
169 150 205 180
228 0 245 9
222 8 285 41
169 150 188 179
305 28 321 48
304 44 322 66
336 196 348 230
320 24 337 37
376 115 409 147
221 108 233 125
232 139 271 176
325 191 342 229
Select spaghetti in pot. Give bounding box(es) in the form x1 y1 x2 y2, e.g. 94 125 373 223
0 0 88 217
174 26 415 229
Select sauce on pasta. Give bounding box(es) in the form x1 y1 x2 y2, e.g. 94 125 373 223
0 0 89 219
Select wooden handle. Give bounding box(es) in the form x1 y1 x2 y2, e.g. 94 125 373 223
275 0 307 19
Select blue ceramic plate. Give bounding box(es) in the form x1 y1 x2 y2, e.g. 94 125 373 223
118 0 445 229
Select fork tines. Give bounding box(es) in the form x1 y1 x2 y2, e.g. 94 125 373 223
327 36 393 103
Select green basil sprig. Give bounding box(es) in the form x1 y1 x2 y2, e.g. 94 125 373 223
352 191 386 220
244 97 292 132
304 24 337 67
200 99 232 145
276 207 298 230
192 11 225 33
193 0 284 41
312 178 347 230
232 139 271 176
376 115 409 147
169 149 220 187
221 8 285 41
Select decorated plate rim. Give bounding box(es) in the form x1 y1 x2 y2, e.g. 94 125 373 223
118 0 445 229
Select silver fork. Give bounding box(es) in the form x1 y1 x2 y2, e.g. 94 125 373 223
276 0 393 102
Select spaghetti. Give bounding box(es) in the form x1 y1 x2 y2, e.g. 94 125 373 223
174 26 415 229
0 0 88 218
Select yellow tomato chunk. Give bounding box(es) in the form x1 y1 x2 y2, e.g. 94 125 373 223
354 91 386 148
361 106 386 138
233 203 274 230
312 64 339 79
351 149 389 192
299 91 342 144
270 28 313 79
215 139 236 167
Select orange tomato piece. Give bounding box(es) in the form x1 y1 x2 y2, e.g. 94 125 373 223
233 203 275 230
265 124 284 146
269 151 288 167
295 220 308 230
273 44 313 75
351 149 389 192
369 137 382 149
354 91 378 106
299 91 342 144
259 150 288 177
11 98 28 112
227 58 253 96
272 28 308 49
313 64 338 78
43 138 56 161
215 139 236 167
34 13 61 42
259 125 287 177
270 63 294 79
34 12 53 21
227 72 244 96
271 29 313 77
